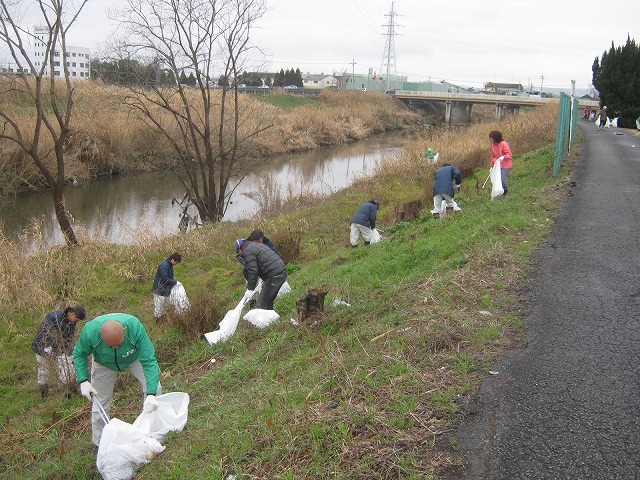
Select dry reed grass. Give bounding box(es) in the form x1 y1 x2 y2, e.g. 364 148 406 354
368 103 559 205
0 83 421 197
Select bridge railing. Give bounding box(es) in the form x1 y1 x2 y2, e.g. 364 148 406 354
393 90 599 108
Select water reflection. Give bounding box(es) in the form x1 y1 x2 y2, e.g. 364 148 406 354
0 135 402 247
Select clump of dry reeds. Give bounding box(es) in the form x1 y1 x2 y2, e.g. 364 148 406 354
372 103 559 197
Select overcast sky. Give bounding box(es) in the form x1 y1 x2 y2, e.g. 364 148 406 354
34 0 640 91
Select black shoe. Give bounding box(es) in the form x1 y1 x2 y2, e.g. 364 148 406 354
364 241 370 246
351 244 358 248
39 384 49 399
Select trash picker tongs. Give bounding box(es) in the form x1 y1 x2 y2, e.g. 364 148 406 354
91 392 110 425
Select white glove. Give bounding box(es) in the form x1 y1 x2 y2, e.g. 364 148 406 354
43 346 52 355
243 290 255 301
80 381 97 401
455 184 461 189
143 394 159 413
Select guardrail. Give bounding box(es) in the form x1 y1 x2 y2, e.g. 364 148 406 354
392 90 599 107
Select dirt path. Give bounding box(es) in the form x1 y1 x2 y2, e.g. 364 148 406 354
452 123 640 479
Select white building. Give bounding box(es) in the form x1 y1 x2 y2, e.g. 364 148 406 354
32 26 91 79
302 74 337 89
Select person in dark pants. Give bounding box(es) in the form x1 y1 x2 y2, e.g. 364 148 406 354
151 253 182 321
430 163 462 214
238 239 288 310
32 306 87 399
489 130 513 195
350 200 379 247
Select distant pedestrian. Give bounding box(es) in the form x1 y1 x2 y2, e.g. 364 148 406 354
31 306 87 399
583 106 591 120
430 163 462 214
489 130 513 195
350 200 379 247
238 239 288 310
597 106 608 130
151 252 182 322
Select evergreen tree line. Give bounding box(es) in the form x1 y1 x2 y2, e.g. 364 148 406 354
92 60 304 90
592 36 640 128
91 58 175 86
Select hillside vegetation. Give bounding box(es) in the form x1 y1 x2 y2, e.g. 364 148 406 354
0 103 571 479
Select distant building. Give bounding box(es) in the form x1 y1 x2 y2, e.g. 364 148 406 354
32 26 90 80
302 74 338 89
484 82 524 94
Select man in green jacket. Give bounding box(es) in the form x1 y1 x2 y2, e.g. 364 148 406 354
73 313 162 448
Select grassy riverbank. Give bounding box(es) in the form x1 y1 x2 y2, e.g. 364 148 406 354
0 104 571 479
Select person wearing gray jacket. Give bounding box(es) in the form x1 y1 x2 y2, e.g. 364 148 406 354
239 240 288 310
350 200 379 247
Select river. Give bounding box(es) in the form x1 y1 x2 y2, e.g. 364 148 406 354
0 135 403 248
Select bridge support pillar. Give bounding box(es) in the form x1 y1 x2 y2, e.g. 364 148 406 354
496 104 520 119
446 101 472 125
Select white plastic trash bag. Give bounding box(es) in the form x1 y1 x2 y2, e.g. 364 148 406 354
169 282 190 313
56 354 74 384
204 300 244 344
490 159 504 199
277 280 291 298
370 229 382 244
243 309 280 329
96 418 165 480
133 392 189 444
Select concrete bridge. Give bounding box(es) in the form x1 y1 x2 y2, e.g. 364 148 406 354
392 90 600 125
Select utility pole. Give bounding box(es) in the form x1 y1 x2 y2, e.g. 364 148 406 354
540 74 544 95
351 58 355 91
380 1 399 93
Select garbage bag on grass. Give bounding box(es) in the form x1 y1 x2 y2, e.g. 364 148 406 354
96 418 165 480
204 300 244 344
243 309 280 328
133 392 190 443
277 280 292 297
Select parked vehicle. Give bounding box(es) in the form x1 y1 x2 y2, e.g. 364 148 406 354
258 84 270 89
284 85 298 89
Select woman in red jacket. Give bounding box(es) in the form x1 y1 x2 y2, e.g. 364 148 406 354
489 130 513 195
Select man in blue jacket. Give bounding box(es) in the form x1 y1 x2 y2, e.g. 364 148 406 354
430 163 462 215
151 252 182 321
350 200 379 247
31 306 86 399
73 313 161 448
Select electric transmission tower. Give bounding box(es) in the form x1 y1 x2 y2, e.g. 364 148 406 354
380 1 399 92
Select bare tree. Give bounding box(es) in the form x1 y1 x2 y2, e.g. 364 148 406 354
113 0 270 223
0 0 89 245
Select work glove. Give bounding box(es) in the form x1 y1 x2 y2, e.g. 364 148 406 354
143 394 159 413
43 346 52 355
455 184 461 190
243 289 255 302
80 381 97 401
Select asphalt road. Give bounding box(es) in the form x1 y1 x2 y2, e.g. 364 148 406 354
453 123 640 479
